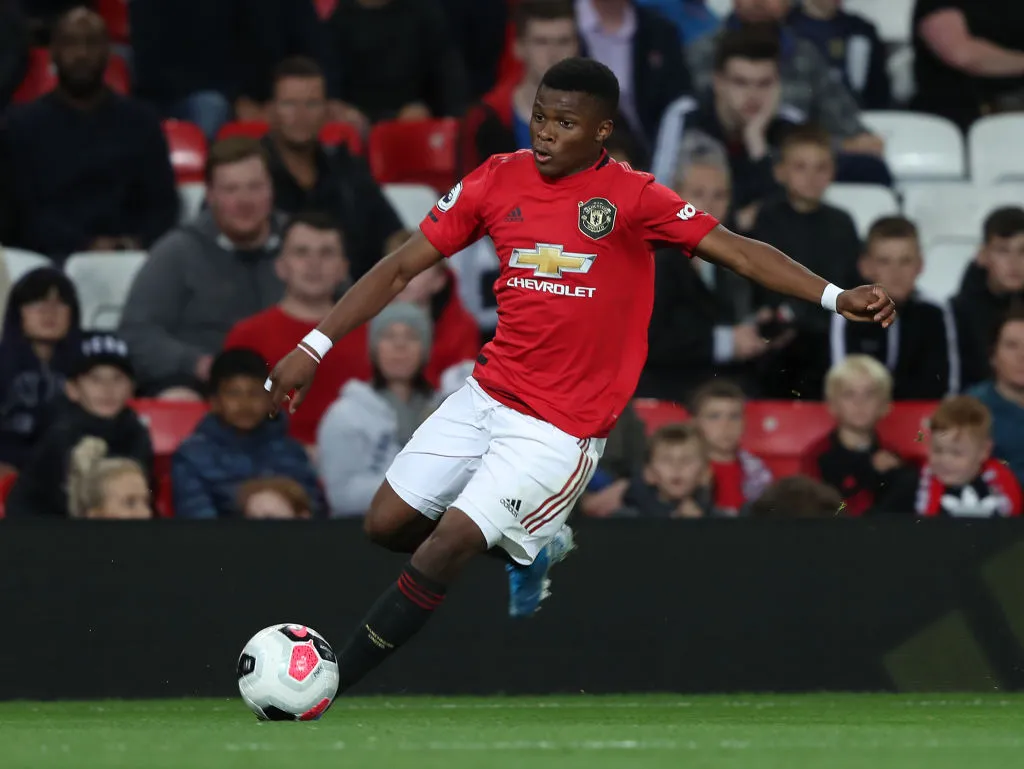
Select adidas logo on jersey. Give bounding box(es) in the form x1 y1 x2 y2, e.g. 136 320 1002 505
500 498 523 517
504 206 524 223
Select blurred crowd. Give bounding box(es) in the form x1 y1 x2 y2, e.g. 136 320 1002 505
1 0 1024 521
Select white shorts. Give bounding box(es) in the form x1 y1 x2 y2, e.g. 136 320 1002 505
385 377 605 565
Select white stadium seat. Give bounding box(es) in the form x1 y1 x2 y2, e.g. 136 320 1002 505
919 240 977 302
382 183 440 231
861 111 965 181
823 183 900 237
1 247 52 282
968 115 1024 186
65 251 147 331
843 0 915 43
902 182 1024 246
178 182 206 224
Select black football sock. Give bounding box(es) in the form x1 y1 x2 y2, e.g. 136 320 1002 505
336 563 447 692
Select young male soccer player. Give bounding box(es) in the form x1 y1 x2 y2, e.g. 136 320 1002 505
266 58 896 693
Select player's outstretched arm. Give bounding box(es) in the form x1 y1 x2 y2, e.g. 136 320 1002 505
695 225 896 327
265 231 444 414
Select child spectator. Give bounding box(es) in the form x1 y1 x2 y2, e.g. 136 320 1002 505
237 477 313 520
817 355 906 516
878 396 1023 517
691 381 772 515
579 402 648 517
749 474 843 518
834 216 958 399
172 348 321 519
0 268 81 476
953 207 1024 389
317 303 435 517
5 333 154 517
67 437 153 520
622 423 717 518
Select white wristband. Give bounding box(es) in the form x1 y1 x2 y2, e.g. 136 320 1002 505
820 283 843 314
299 329 333 361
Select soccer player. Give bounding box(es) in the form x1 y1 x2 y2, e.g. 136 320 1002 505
266 58 896 692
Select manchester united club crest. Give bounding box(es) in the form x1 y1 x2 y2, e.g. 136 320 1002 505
578 197 617 240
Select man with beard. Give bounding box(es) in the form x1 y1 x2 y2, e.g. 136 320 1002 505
1 6 178 263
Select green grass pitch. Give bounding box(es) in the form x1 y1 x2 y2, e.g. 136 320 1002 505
1 694 1021 769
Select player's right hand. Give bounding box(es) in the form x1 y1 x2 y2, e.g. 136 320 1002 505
265 348 319 416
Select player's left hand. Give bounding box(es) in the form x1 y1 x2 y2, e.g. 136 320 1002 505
837 285 897 328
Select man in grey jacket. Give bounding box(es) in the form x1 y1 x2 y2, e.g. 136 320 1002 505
119 137 286 398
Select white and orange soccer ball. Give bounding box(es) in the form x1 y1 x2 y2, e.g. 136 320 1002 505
237 624 340 721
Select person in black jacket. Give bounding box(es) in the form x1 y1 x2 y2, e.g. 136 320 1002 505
5 332 154 517
0 2 28 110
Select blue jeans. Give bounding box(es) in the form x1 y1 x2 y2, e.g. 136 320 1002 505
169 91 232 142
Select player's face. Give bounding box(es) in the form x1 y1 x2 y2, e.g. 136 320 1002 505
207 157 274 244
676 164 731 223
859 237 922 305
827 375 889 432
516 19 579 84
733 0 792 22
66 365 133 419
694 398 745 458
276 224 348 303
714 59 780 125
375 322 425 383
20 288 72 343
929 429 990 488
530 87 613 178
51 9 109 96
981 233 1024 293
992 320 1024 390
644 441 708 502
212 376 270 432
775 144 834 206
270 75 327 148
92 471 152 520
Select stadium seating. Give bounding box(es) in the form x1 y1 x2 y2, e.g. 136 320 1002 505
861 111 965 180
177 182 206 224
632 399 689 435
1 247 51 282
382 183 441 230
876 401 933 464
12 48 130 104
368 118 460 192
843 0 915 42
216 120 363 152
96 0 129 44
741 401 833 477
902 182 1024 247
918 240 976 300
132 399 208 517
65 251 147 331
0 472 15 519
314 0 338 20
162 120 208 184
968 115 1024 186
216 120 270 142
823 183 900 237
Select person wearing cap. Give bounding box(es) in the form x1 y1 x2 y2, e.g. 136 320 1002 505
317 303 436 518
5 332 154 517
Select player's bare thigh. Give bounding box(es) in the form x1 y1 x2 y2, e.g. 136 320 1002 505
363 481 438 553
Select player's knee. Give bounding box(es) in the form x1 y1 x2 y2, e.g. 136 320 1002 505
362 511 397 548
411 510 487 580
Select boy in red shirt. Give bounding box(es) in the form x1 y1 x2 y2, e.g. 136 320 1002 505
224 213 370 447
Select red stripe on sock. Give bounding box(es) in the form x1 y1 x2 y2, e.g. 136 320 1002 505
398 573 443 610
520 450 587 529
527 453 594 534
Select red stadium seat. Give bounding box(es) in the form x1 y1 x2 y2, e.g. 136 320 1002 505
368 118 460 192
741 401 833 478
632 399 689 436
878 401 937 464
96 0 129 44
319 121 363 153
131 400 208 518
314 0 338 20
217 120 270 142
162 120 207 183
0 472 15 519
12 48 130 104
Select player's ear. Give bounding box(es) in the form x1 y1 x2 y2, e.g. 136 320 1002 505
596 119 613 143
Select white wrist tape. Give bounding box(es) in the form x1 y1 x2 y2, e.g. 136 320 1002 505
298 329 333 363
820 283 843 314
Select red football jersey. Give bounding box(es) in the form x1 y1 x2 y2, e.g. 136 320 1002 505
419 150 718 438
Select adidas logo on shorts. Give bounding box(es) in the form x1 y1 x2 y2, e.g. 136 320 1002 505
500 498 523 517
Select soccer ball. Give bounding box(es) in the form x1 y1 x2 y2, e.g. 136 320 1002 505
237 624 340 721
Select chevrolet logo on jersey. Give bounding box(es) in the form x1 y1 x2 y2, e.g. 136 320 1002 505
509 243 596 279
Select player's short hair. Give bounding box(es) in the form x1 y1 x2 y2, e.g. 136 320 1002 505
209 348 268 393
779 124 832 159
205 137 270 185
824 354 893 403
539 57 619 119
690 380 746 413
749 475 843 519
983 206 1024 242
930 396 992 440
283 210 344 243
514 0 576 38
272 56 325 92
713 25 781 72
866 215 920 249
645 422 707 464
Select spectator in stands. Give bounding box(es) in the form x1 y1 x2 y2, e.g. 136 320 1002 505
0 3 28 110
691 381 772 516
131 0 333 140
838 216 958 399
437 0 509 100
685 0 885 161
18 0 79 44
877 396 1023 517
171 348 321 519
5 332 154 518
325 0 468 127
66 437 153 519
395 262 480 388
969 308 1024 488
636 0 721 45
953 207 1024 388
224 212 371 449
238 477 313 519
0 268 80 475
913 0 1024 131
621 422 718 518
788 0 891 109
264 57 406 282
3 7 179 262
578 402 647 517
317 304 435 517
748 474 843 517
119 138 286 399
817 355 907 516
448 238 501 340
